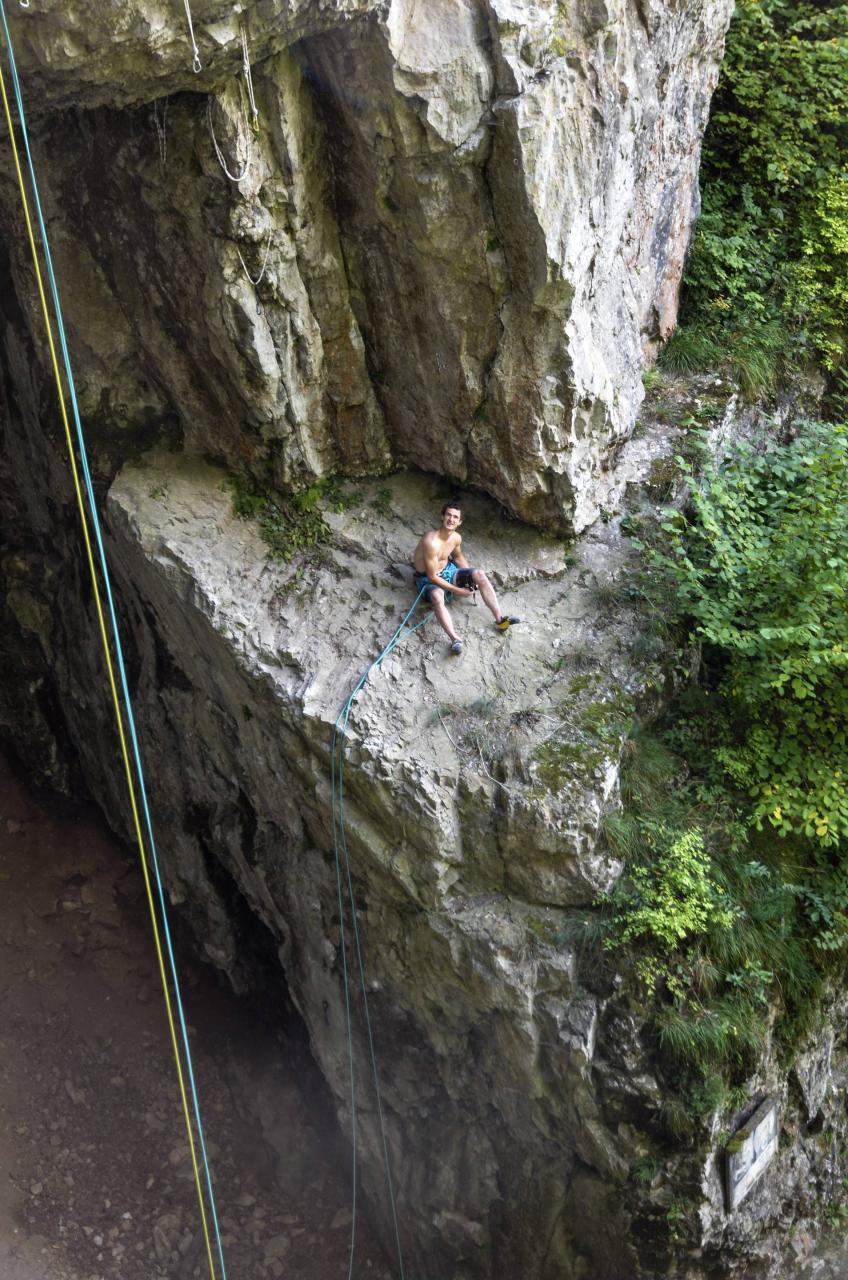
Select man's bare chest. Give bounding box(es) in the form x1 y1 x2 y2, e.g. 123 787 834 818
433 534 460 566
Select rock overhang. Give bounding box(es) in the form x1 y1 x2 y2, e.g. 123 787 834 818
0 0 735 538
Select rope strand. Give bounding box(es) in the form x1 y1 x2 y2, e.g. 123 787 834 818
241 24 259 133
236 221 273 314
207 91 252 183
152 96 168 168
236 224 272 287
182 0 201 73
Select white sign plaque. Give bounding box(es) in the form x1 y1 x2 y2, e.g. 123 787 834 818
725 1097 779 1211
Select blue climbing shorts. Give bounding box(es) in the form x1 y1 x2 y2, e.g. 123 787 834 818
414 562 477 600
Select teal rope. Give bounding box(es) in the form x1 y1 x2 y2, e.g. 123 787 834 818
331 588 429 1279
0 7 228 1275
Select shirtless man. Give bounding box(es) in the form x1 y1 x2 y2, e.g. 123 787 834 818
413 500 521 654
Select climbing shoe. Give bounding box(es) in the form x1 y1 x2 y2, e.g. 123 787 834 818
495 615 523 632
450 639 463 655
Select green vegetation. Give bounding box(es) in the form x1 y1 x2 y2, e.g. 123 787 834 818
653 421 848 845
230 474 366 563
598 707 830 1130
370 487 393 519
665 1198 687 1239
604 822 736 994
534 688 635 788
825 1199 848 1229
591 419 848 1131
662 0 848 393
630 1155 660 1185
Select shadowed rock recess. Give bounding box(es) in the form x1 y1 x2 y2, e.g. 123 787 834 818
0 2 755 1277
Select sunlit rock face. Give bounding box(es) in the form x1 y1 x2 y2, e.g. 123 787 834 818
2 0 732 531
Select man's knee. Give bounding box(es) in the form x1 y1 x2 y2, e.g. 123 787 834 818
471 569 488 586
431 587 446 605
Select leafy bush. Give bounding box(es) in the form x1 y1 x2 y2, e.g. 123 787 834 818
791 175 848 370
598 422 848 1116
655 420 848 843
598 717 832 1121
666 0 848 387
604 824 736 993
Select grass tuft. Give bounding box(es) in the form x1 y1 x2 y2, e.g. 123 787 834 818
660 320 786 398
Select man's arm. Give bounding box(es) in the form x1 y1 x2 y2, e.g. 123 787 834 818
451 535 470 569
425 542 471 595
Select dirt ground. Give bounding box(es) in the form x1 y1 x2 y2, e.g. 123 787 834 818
0 749 389 1280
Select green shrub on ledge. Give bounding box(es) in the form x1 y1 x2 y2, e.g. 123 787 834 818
603 824 736 995
230 474 365 563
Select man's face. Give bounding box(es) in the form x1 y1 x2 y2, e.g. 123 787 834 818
442 506 462 532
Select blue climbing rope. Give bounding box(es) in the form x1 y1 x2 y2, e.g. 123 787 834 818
0 7 228 1275
331 587 430 1279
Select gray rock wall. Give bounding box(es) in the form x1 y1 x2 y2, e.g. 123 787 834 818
1 0 733 530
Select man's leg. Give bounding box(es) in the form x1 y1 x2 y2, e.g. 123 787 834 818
471 570 502 620
430 587 461 643
471 570 523 630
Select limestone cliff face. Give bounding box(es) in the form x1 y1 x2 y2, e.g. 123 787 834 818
0 2 746 1277
0 429 681 1279
2 0 732 530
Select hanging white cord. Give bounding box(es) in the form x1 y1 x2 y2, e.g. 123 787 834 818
236 226 272 287
207 91 253 182
152 97 168 168
182 0 201 73
241 25 259 133
237 223 273 314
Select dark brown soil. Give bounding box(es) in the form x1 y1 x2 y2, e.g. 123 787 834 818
0 749 389 1280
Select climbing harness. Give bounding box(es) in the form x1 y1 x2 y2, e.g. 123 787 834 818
0 7 226 1278
207 90 253 183
331 587 431 1279
152 96 168 168
236 220 272 315
182 0 201 73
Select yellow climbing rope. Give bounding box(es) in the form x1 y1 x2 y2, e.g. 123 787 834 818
0 38 223 1280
